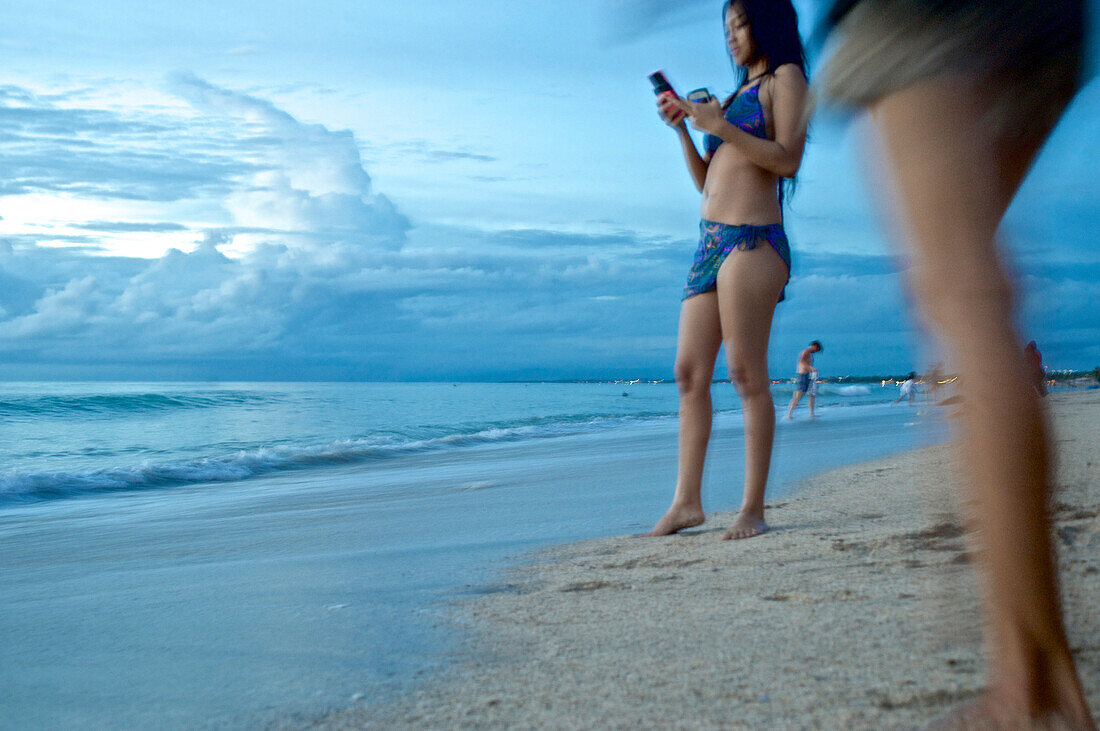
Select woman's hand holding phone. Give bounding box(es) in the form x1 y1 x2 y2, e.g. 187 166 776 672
679 96 724 135
659 93 724 136
649 71 687 128
657 93 687 127
649 71 722 133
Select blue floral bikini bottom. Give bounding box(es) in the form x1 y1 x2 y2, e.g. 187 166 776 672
683 219 792 302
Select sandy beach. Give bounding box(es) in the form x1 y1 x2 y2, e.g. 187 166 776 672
320 389 1100 729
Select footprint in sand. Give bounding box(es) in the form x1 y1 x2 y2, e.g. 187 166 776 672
559 580 616 592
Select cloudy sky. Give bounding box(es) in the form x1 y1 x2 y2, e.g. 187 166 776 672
1 1 1097 380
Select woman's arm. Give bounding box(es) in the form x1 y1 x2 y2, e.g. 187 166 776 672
676 123 710 192
673 64 809 178
659 96 710 192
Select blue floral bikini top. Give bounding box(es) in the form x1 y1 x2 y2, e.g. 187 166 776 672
703 82 768 156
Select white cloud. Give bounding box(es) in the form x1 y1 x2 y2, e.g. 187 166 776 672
168 74 409 250
0 275 108 339
1 76 1094 379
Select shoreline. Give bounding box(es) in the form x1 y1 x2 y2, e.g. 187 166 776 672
316 390 1099 729
0 388 948 729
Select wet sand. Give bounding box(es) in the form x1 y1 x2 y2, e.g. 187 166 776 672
316 390 1099 729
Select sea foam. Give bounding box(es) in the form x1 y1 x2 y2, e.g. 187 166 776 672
0 412 672 505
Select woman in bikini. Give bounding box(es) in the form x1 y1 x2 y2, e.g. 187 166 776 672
648 0 808 540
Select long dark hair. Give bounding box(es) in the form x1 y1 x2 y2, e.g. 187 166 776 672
723 0 807 207
724 0 807 88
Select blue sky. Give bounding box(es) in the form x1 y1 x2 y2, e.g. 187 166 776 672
1 1 1097 380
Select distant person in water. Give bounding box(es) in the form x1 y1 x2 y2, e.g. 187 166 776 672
1025 341 1048 397
647 0 810 541
822 0 1093 726
784 340 822 420
892 372 918 406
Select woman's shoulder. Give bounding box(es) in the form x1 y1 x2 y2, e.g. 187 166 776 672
771 63 808 85
761 64 808 106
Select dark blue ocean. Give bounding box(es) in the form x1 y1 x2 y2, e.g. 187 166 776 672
0 380 912 504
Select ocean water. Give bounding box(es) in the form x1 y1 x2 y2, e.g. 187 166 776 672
0 380 892 504
0 381 945 728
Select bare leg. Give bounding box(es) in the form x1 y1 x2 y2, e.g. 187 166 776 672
785 390 803 419
715 245 787 540
648 293 722 536
807 394 816 418
872 79 1094 728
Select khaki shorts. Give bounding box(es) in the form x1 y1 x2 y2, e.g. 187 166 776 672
820 0 1084 140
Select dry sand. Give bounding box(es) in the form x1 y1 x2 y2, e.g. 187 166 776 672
317 390 1099 729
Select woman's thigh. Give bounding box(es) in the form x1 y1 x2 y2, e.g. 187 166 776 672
715 247 787 375
676 292 722 377
869 78 1056 331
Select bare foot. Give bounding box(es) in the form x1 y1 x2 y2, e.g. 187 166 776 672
928 692 1094 730
927 696 1016 730
646 505 705 536
722 511 768 540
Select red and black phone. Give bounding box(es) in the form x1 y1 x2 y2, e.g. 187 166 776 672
648 70 685 124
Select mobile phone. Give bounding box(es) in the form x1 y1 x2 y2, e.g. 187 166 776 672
687 88 712 103
649 70 685 123
648 70 678 97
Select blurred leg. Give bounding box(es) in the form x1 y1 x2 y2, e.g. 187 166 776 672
648 293 722 536
871 78 1093 727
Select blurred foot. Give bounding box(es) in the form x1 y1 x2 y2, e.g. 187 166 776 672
928 688 1094 730
927 696 1009 730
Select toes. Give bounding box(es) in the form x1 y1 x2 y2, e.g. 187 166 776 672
722 522 767 540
